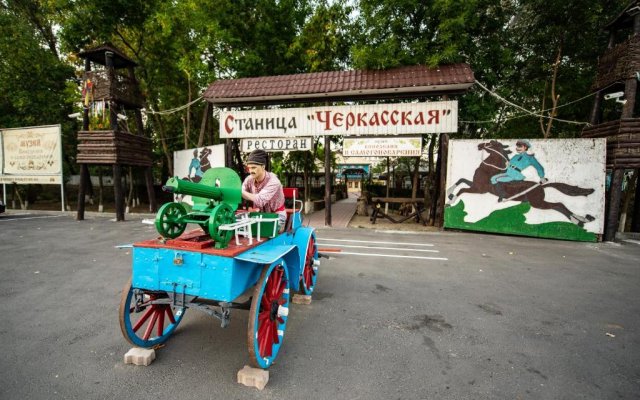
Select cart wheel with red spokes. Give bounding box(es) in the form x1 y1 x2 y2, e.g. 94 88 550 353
119 279 186 348
247 259 290 369
300 236 318 295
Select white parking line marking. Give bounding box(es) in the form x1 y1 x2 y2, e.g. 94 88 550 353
317 238 434 246
318 243 439 253
336 251 448 261
0 215 64 222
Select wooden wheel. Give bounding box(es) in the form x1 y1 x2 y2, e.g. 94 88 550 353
118 279 186 348
300 236 318 295
247 260 290 369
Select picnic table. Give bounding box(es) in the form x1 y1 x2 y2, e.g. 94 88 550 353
370 197 427 225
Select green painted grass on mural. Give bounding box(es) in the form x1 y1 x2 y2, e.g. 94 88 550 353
444 201 597 242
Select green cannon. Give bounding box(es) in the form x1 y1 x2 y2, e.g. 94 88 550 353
155 167 242 248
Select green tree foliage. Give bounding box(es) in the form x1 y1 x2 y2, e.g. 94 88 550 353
0 2 76 177
496 0 624 138
289 1 353 72
55 0 315 177
280 1 355 200
352 0 627 138
194 0 312 78
0 0 632 187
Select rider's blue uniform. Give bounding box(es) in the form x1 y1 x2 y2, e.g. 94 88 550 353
188 158 204 179
491 153 545 184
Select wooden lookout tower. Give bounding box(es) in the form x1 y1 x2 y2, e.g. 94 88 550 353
582 1 640 240
76 44 157 221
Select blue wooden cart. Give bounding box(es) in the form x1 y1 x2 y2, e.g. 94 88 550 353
118 168 319 369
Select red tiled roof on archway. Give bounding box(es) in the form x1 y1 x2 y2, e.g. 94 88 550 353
203 63 474 106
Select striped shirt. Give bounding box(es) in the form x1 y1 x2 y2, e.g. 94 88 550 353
242 171 286 214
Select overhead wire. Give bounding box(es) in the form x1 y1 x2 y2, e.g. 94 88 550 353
140 79 615 128
470 80 590 126
460 81 621 125
144 96 205 115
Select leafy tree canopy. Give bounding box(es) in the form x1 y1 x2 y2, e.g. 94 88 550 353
0 0 631 182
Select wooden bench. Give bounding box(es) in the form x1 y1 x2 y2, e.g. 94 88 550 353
370 197 426 225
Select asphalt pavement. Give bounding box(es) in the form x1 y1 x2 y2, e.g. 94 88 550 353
0 211 639 399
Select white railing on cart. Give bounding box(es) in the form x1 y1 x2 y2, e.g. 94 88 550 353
218 212 280 245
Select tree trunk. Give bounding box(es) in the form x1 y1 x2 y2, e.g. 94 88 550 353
619 171 637 232
113 164 125 221
543 41 563 138
324 135 332 226
98 168 104 212
151 112 173 176
184 71 191 149
605 169 624 241
434 134 449 227
13 183 25 210
411 156 420 199
197 102 211 147
304 152 311 202
428 134 436 176
126 167 134 210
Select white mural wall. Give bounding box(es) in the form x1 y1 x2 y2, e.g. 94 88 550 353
444 139 606 241
172 144 225 206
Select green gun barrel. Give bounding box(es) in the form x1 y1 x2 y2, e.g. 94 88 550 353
156 167 243 245
161 168 243 211
163 177 223 199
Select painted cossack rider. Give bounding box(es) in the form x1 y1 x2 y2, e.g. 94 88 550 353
490 139 547 185
188 149 204 182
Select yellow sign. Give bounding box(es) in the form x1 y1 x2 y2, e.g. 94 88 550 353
1 125 62 184
343 136 422 157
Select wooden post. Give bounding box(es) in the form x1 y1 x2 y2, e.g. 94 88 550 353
622 78 637 119
589 91 603 125
77 57 92 221
619 170 637 231
234 139 244 175
82 58 91 131
128 66 145 136
113 164 125 221
133 109 144 136
385 156 390 215
626 14 640 232
604 169 624 241
197 102 211 147
76 164 88 220
434 133 449 227
105 52 118 132
605 72 639 237
429 135 441 225
324 135 332 226
225 138 232 168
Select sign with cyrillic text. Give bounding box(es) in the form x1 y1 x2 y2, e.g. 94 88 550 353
0 125 62 184
241 137 312 152
221 101 457 138
343 136 422 157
